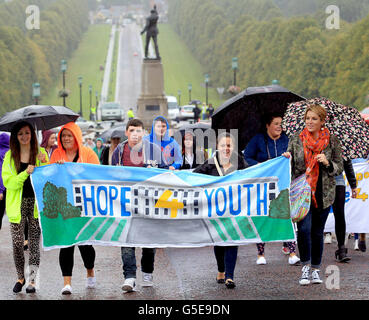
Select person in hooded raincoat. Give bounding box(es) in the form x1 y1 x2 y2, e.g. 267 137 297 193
142 116 182 170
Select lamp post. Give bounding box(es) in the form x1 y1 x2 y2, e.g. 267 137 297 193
78 76 83 117
232 57 238 86
205 74 210 106
60 59 67 107
95 90 99 108
32 82 40 105
188 83 192 102
89 85 92 110
177 89 181 106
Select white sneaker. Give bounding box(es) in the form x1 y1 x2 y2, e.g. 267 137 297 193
256 256 267 265
61 284 72 295
354 239 359 251
299 265 311 286
142 272 153 287
311 269 323 284
122 278 136 293
324 233 332 244
288 255 301 265
86 277 96 289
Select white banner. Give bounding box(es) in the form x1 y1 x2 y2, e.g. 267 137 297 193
325 162 369 233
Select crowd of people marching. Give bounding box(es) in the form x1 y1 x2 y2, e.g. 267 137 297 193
0 102 367 294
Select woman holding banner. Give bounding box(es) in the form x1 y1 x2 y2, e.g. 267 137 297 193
283 104 343 285
50 122 100 295
243 114 300 266
2 121 49 293
194 132 248 289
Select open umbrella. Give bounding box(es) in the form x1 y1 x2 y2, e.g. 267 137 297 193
98 125 127 142
178 122 211 135
282 97 369 160
0 105 79 131
211 85 305 151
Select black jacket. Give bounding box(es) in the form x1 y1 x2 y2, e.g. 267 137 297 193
194 152 248 176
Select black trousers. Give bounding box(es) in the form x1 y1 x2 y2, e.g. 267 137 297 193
0 190 5 229
332 185 347 247
59 245 95 277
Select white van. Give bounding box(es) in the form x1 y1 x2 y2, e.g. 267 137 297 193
166 96 179 121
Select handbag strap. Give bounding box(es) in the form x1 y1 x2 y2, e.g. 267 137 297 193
214 155 224 176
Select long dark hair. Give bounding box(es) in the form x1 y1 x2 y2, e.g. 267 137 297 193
10 121 39 173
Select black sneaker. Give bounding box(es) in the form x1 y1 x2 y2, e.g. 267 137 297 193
358 240 366 252
13 280 25 293
26 282 36 293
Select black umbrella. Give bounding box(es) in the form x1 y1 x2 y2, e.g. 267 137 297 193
211 85 305 151
0 105 79 131
99 125 127 142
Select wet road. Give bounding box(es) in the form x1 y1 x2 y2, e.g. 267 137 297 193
116 23 143 116
0 217 368 301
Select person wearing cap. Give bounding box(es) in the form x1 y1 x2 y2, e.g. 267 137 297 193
100 130 121 165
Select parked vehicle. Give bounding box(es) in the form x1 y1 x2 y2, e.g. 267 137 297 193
75 117 96 131
100 102 124 121
178 105 195 121
166 96 179 121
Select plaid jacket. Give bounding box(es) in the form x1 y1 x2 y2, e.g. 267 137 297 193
287 132 343 209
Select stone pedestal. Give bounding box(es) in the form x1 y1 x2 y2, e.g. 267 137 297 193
137 59 168 130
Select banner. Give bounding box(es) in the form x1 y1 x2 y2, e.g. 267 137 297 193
325 161 369 233
31 157 295 250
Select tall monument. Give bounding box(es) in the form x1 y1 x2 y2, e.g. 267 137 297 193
137 5 168 129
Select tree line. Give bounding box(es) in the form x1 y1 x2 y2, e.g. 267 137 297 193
168 0 369 109
0 0 91 115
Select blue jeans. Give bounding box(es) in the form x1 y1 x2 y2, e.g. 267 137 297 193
297 206 330 269
214 246 238 280
121 247 156 279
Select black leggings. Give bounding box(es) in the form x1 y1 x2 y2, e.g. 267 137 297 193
59 245 95 277
332 185 346 247
0 191 5 229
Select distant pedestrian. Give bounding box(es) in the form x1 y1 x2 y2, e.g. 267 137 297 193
194 132 248 289
127 108 135 120
2 121 49 293
201 103 207 120
207 104 214 118
193 105 201 123
283 104 343 285
50 122 100 295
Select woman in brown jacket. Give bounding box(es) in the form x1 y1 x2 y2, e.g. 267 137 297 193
283 104 343 286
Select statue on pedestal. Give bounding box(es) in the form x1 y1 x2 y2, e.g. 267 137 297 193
141 5 160 60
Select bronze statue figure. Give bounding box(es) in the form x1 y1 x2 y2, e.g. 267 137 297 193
141 5 160 60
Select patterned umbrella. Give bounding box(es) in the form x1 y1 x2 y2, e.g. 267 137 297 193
282 97 369 160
